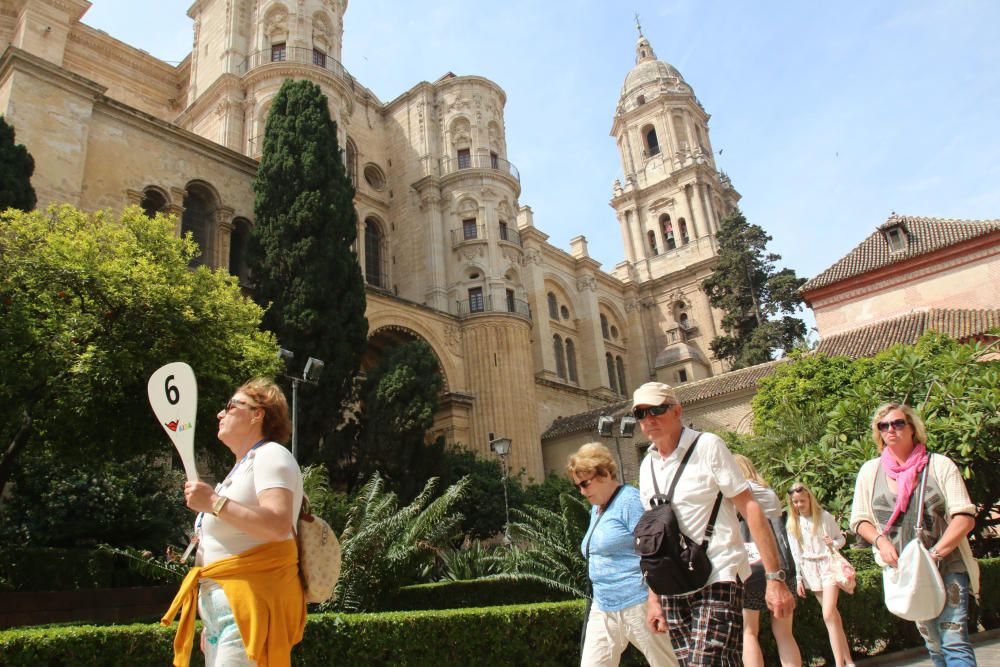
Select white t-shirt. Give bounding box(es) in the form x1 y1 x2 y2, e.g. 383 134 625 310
198 441 304 566
638 428 751 585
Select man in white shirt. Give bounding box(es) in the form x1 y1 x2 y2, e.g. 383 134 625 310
633 382 795 666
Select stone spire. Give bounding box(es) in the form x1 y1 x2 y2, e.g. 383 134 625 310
634 14 656 65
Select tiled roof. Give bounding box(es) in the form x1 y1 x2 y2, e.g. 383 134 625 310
816 308 1000 358
801 215 1000 293
542 309 1000 441
541 359 786 441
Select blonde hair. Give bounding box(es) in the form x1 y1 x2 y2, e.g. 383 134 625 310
237 378 292 444
870 402 927 453
733 453 769 488
566 442 617 481
786 482 824 545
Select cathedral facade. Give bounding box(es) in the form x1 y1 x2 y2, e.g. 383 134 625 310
0 0 739 478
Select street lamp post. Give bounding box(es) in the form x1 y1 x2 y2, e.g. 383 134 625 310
279 348 325 460
597 414 637 481
489 436 512 544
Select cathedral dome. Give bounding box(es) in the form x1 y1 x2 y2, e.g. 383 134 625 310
619 32 692 105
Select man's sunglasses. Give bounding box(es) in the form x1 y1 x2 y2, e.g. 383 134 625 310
876 419 908 433
632 404 673 420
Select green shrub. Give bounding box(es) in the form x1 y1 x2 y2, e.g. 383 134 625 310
0 623 183 667
385 579 574 611
0 548 159 592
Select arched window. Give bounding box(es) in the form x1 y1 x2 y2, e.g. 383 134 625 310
345 138 358 187
616 356 627 396
600 314 610 339
660 214 676 250
229 218 252 284
181 186 215 267
678 218 690 245
645 126 660 156
553 335 566 380
606 353 618 394
364 217 385 287
140 188 167 218
547 292 559 320
679 312 690 329
647 230 658 256
566 339 578 383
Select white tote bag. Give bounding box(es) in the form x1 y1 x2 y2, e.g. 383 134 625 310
882 466 946 621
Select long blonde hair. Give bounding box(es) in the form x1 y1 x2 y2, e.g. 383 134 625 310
786 482 824 545
733 453 770 488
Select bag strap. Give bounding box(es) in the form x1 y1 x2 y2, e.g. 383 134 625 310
584 484 625 559
649 430 703 501
913 460 930 538
701 492 724 546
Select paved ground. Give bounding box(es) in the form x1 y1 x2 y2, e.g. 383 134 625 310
856 629 1000 666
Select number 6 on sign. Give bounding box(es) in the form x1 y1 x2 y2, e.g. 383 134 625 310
148 362 199 482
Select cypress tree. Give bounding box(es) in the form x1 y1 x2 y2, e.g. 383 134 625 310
0 116 36 211
249 79 368 462
701 207 807 369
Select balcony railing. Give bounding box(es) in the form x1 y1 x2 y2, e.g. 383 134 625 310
455 294 531 320
450 224 487 246
236 47 357 90
497 225 522 247
439 154 520 182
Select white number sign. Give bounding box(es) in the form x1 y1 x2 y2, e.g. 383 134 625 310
147 362 199 482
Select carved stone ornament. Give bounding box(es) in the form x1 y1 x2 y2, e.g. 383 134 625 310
525 248 543 265
624 298 639 313
667 289 690 308
576 276 597 292
445 324 463 356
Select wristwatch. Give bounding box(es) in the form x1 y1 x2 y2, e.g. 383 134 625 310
211 494 229 517
765 570 786 582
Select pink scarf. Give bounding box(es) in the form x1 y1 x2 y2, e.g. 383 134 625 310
881 443 929 530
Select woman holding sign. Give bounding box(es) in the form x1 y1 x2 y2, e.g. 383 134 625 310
161 378 305 667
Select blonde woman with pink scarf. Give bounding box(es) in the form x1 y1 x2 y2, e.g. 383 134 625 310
850 403 980 666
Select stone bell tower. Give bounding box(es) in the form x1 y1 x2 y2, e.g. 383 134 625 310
610 23 740 382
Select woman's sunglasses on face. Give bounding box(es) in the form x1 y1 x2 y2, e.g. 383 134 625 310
575 476 597 491
877 418 908 433
224 398 256 413
632 404 673 420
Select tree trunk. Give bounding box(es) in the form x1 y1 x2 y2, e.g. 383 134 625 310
0 409 33 497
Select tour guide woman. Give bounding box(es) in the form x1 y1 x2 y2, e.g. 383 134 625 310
850 402 979 666
162 378 306 667
568 442 677 667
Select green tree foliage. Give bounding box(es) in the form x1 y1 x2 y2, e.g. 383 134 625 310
737 334 1000 536
355 341 445 500
0 205 281 496
249 79 367 464
0 116 36 211
489 492 592 599
328 472 468 612
441 447 526 540
702 208 807 368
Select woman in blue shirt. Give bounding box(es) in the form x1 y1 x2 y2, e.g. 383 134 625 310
569 442 678 667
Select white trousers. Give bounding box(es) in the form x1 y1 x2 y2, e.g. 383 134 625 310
198 581 257 667
581 600 679 667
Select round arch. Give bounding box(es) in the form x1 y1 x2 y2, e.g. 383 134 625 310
363 320 458 393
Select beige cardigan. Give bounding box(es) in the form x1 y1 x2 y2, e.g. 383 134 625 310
850 453 980 596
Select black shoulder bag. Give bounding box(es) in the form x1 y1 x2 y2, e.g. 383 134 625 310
633 433 723 596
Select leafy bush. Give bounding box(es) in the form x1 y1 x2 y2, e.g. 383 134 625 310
0 548 160 592
0 453 188 550
384 579 573 611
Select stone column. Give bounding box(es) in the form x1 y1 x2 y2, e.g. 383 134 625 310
462 316 544 480
617 210 637 263
214 206 235 270
419 189 448 310
679 186 697 242
689 183 710 239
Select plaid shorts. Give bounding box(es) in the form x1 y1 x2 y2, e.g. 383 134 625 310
660 581 743 666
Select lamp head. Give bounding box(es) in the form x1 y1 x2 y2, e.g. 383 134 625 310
597 415 614 438
489 437 512 457
619 415 637 438
278 348 295 363
303 357 325 383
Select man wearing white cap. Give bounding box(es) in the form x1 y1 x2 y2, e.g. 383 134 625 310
632 382 795 666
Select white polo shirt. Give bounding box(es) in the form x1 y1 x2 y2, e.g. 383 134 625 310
638 428 751 586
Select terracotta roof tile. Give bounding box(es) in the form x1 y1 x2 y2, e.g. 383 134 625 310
802 215 1000 293
816 308 1000 358
543 309 1000 441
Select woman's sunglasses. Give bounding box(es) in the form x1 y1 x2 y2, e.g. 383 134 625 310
224 398 257 413
876 419 908 432
632 404 673 420
575 476 597 491
787 485 806 495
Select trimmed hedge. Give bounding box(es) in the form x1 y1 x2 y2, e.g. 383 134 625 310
0 548 156 592
2 559 995 666
386 578 574 611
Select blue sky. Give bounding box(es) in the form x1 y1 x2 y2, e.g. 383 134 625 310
82 1 1000 299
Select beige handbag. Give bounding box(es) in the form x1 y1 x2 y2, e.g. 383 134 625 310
296 496 342 604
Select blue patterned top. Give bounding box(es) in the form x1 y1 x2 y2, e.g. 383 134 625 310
580 484 649 612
